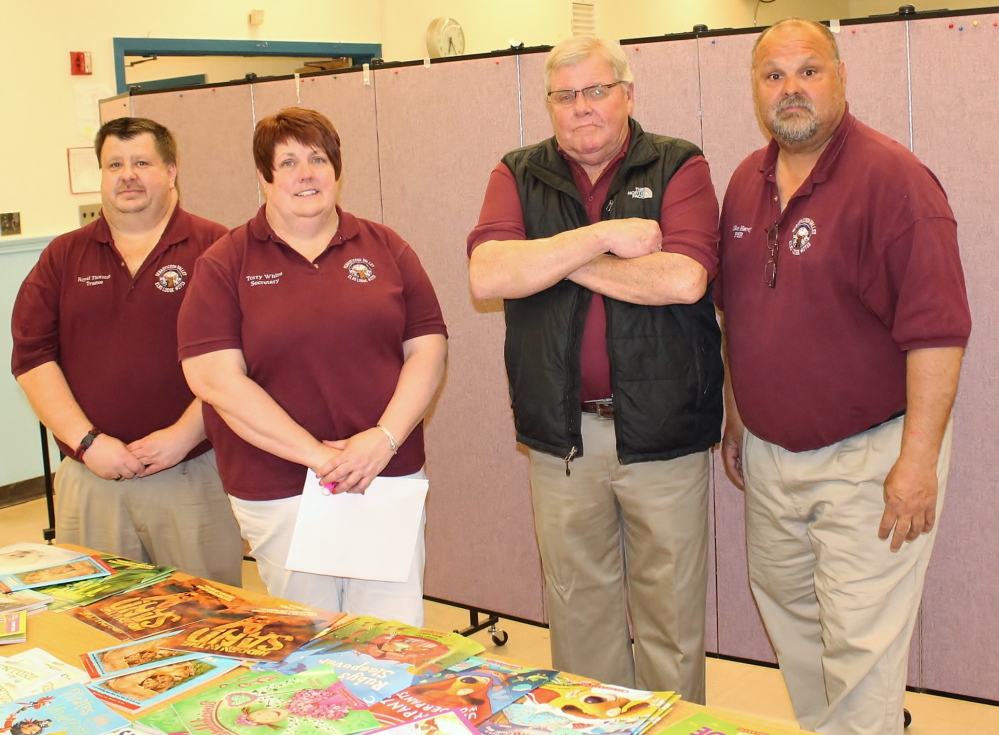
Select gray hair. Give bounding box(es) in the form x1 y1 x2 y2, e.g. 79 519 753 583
752 17 841 68
544 36 634 92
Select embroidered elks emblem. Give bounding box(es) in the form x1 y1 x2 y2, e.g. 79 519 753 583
788 218 816 255
155 264 188 292
344 258 377 283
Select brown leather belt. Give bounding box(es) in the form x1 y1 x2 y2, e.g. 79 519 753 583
581 399 614 420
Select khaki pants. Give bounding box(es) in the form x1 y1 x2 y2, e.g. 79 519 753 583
55 450 243 586
743 416 952 735
529 413 709 702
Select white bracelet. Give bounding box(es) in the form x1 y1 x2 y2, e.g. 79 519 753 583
375 424 399 454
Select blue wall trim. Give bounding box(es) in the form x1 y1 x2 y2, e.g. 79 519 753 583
113 38 381 93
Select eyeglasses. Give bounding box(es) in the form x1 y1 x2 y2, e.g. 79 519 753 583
546 82 623 107
765 221 780 288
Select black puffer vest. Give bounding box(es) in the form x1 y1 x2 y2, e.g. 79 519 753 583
501 119 723 464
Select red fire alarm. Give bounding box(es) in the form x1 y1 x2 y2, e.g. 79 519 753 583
70 52 93 75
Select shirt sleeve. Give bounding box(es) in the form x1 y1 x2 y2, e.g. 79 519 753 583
863 215 972 351
392 234 449 342
466 162 526 256
11 239 65 377
660 155 721 282
177 236 246 361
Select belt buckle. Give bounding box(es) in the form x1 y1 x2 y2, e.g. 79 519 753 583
594 400 614 420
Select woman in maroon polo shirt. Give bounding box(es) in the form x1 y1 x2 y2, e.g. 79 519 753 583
178 108 448 625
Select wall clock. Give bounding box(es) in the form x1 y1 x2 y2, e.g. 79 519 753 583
426 17 465 58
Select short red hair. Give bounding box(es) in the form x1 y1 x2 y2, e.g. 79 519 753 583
253 107 343 183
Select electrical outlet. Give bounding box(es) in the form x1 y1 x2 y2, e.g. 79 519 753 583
0 212 21 236
79 203 102 226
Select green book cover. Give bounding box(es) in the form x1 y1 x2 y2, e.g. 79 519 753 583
658 711 774 735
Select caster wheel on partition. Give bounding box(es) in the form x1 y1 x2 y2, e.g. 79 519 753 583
903 708 912 728
490 628 509 646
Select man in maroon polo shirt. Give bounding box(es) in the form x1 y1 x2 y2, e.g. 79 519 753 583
10 117 242 586
467 37 723 701
717 19 971 735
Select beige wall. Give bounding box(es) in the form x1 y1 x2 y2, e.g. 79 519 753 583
0 0 381 239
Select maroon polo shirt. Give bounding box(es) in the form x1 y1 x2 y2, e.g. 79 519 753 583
11 207 227 460
467 142 720 401
717 110 971 452
177 205 448 501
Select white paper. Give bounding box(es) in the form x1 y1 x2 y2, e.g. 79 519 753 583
286 475 428 582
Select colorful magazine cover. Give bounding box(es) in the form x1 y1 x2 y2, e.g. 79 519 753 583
0 556 112 593
87 655 242 712
136 670 284 735
72 577 249 640
81 631 207 678
45 556 175 612
478 678 676 735
161 607 341 663
0 683 131 735
166 665 381 735
371 710 480 735
255 620 483 704
369 656 557 727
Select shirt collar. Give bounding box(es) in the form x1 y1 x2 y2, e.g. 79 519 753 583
558 128 632 186
93 204 190 249
249 203 358 247
759 103 855 186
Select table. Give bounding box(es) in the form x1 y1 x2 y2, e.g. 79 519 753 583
3 551 813 734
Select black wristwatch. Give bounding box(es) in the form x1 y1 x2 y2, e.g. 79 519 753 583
75 428 102 461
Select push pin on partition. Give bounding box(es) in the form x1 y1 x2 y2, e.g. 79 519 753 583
949 23 954 28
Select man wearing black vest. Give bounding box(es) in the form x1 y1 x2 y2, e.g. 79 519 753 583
467 37 723 701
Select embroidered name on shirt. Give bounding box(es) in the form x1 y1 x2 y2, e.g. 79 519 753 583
627 186 654 200
245 272 283 286
789 218 817 255
731 225 753 239
344 258 376 283
77 274 111 286
155 264 188 293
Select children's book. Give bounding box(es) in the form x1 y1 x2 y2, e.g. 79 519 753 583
0 556 113 593
87 655 242 712
0 683 131 735
72 577 249 640
45 556 175 612
0 590 53 616
0 648 90 701
81 631 208 678
161 607 341 663
369 710 481 735
479 677 677 735
255 620 483 704
0 610 27 645
0 543 91 576
369 656 558 726
657 711 774 735
166 665 382 735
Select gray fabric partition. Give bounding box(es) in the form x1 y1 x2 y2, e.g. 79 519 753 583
106 9 999 699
